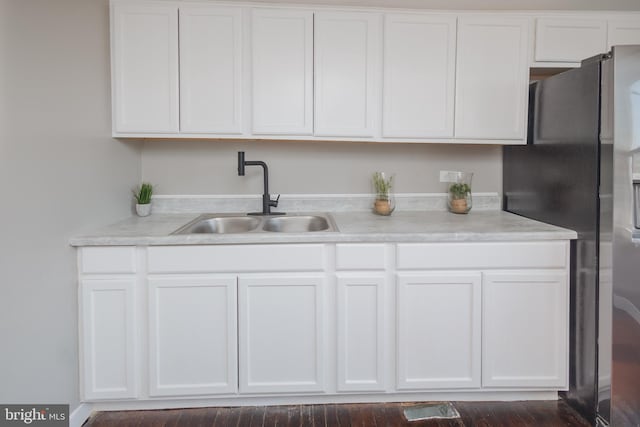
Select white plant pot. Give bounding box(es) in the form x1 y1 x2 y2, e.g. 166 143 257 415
136 203 151 217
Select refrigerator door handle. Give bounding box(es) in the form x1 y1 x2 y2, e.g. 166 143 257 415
634 180 640 229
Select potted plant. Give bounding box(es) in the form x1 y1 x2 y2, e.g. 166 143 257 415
448 182 471 214
372 172 395 216
133 182 153 217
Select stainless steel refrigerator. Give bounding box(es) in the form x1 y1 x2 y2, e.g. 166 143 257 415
503 45 640 426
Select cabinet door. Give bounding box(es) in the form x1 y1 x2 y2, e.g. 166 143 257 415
608 19 640 48
382 14 456 138
179 6 243 134
455 17 529 141
252 9 313 135
396 272 481 389
148 276 237 396
535 18 607 63
315 12 381 137
482 271 568 388
111 4 179 134
238 274 324 393
80 279 137 400
336 274 385 392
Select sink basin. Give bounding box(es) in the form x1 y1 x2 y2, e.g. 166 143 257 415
262 215 332 232
173 215 261 234
172 213 337 234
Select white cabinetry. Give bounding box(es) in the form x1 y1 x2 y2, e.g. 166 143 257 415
482 271 568 388
79 247 138 401
335 244 388 392
238 274 325 393
535 18 607 63
396 241 569 390
147 276 237 396
608 19 640 48
396 272 481 389
78 240 570 404
80 279 137 400
455 16 529 141
382 14 456 138
179 6 243 134
111 4 179 134
314 12 381 137
251 9 313 135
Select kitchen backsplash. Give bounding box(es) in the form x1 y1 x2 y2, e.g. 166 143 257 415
151 193 501 214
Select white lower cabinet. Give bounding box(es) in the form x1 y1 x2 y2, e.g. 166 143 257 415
78 241 570 403
147 276 237 396
396 272 482 389
336 273 386 392
238 274 325 393
482 271 568 388
80 278 137 400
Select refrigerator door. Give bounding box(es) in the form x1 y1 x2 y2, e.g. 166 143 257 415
597 53 613 426
503 61 602 424
610 45 640 427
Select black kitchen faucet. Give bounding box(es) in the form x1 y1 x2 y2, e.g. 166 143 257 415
237 151 284 216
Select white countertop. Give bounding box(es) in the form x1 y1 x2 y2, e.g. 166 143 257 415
69 210 577 246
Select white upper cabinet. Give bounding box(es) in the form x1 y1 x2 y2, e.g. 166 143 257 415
608 19 640 48
179 6 243 134
251 9 313 135
455 16 530 141
110 3 638 143
314 12 381 138
535 18 607 63
111 4 179 134
382 14 456 138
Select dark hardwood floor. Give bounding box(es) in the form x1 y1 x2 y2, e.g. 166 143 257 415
84 400 591 427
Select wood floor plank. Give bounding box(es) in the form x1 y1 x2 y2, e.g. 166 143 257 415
286 405 301 427
324 404 340 427
370 403 388 427
312 404 327 427
384 402 408 427
210 407 228 427
335 403 352 427
235 406 252 427
263 404 289 427
248 405 265 427
300 405 313 427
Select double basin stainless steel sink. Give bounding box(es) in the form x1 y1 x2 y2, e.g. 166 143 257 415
172 213 337 235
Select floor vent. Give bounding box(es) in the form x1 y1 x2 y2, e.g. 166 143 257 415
403 402 461 421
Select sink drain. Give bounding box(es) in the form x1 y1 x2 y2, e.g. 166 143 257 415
403 402 461 421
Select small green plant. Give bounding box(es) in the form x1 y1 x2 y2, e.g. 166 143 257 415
133 182 154 204
373 172 393 200
449 182 471 200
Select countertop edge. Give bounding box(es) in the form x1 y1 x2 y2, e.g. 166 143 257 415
69 231 578 247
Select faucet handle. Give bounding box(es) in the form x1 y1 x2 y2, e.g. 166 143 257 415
269 194 280 207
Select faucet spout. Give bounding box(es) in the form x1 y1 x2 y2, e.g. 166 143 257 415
237 151 284 216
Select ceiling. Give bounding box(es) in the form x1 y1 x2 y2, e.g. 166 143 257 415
236 0 640 11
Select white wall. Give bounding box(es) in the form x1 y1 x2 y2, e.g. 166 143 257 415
0 0 140 412
142 140 502 195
